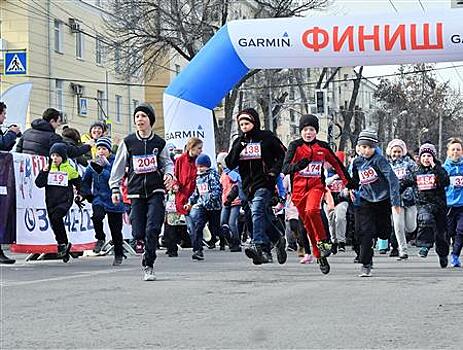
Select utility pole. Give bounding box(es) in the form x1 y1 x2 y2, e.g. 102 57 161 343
267 71 273 132
438 111 443 159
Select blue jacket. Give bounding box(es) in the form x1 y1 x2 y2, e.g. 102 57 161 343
444 157 463 207
81 155 126 213
0 129 17 152
351 151 401 207
189 168 222 210
388 155 418 207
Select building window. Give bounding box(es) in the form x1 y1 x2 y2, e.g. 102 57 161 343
96 37 104 65
55 80 64 111
76 31 84 59
115 95 122 123
54 20 63 53
97 90 105 120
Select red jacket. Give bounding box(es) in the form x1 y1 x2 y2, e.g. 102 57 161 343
174 152 198 215
282 139 351 204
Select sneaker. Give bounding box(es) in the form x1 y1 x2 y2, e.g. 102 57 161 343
439 255 448 268
389 248 399 257
296 246 305 258
262 251 273 264
331 242 338 255
418 247 429 258
205 238 217 249
93 239 105 254
244 244 264 265
379 249 388 255
113 255 124 266
192 251 205 261
143 266 156 281
317 257 330 274
359 265 372 277
450 253 461 267
397 252 408 260
275 236 287 264
229 245 242 252
317 241 332 258
56 243 68 258
135 240 145 254
338 242 346 252
300 254 315 264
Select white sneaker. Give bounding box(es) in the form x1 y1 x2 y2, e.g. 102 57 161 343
359 265 372 277
143 266 156 281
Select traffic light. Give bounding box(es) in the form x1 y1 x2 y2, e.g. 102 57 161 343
315 90 326 115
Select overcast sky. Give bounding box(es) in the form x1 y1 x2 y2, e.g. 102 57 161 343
327 0 463 89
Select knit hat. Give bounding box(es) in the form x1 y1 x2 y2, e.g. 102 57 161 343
299 114 319 133
96 136 112 152
386 139 408 156
216 152 228 168
419 143 437 159
134 103 156 126
89 121 107 134
357 129 379 147
49 143 68 161
195 154 211 168
237 108 259 126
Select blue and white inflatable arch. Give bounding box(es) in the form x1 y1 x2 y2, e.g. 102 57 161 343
164 12 463 156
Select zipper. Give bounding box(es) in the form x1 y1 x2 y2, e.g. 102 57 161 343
143 139 148 198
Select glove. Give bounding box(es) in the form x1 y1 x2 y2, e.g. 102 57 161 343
94 155 109 167
90 162 104 174
74 196 84 210
295 158 310 171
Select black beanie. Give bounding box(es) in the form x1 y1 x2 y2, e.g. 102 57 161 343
299 114 319 133
237 108 259 125
134 103 156 126
49 143 68 162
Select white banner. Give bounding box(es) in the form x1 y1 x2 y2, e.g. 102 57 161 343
0 82 32 130
12 153 132 252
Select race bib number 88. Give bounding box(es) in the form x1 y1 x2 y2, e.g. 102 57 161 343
133 154 157 174
47 171 68 187
240 143 262 160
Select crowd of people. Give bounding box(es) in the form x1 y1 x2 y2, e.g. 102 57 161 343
1 100 463 281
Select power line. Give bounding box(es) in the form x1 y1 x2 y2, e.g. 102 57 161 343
417 0 426 12
388 0 399 13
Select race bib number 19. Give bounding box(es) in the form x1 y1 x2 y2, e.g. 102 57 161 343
133 154 157 174
240 143 262 160
47 171 68 187
359 167 378 185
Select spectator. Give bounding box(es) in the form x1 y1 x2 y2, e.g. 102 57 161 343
0 101 21 264
62 127 92 167
16 108 63 156
81 121 107 160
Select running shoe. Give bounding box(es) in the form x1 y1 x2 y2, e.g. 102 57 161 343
389 248 399 257
192 250 205 261
418 247 429 258
359 265 372 277
93 239 105 254
331 242 338 255
317 241 332 258
300 254 315 264
397 252 408 260
262 251 273 264
244 244 265 265
113 254 125 266
338 242 346 252
450 253 461 267
275 236 287 264
439 255 448 268
143 266 156 281
317 257 330 274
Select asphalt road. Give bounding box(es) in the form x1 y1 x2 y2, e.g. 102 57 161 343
1 247 463 349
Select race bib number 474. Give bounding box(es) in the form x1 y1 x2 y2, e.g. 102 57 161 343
299 162 323 177
240 143 262 160
133 154 157 174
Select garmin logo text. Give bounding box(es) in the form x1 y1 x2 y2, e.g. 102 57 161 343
238 37 291 48
166 130 205 141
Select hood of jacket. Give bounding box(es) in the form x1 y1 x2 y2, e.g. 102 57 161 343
31 119 55 133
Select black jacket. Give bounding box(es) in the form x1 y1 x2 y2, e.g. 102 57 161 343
16 119 62 156
225 119 286 197
62 136 91 167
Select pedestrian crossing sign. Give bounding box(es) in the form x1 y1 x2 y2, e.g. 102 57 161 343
4 52 27 75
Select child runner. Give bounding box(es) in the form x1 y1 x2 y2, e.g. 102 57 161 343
81 136 127 265
386 139 418 260
444 138 463 267
35 143 82 262
283 114 351 274
184 154 223 260
109 103 174 281
349 130 400 277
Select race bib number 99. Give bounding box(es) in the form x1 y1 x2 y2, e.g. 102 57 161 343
359 167 378 185
450 175 463 188
47 171 68 187
417 174 437 191
133 154 157 174
299 162 323 177
240 143 262 160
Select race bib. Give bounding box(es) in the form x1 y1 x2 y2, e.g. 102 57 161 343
198 183 209 196
166 200 177 213
133 154 157 174
450 175 463 188
359 167 379 185
240 143 262 160
299 161 323 177
416 174 437 191
47 171 68 187
328 179 344 193
393 167 407 180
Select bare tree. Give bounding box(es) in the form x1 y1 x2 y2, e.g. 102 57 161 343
104 0 330 150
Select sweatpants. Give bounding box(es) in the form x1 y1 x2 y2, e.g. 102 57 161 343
49 207 70 245
355 199 392 267
416 204 449 258
328 201 349 244
448 206 463 257
286 218 312 255
293 187 328 259
391 205 417 254
92 205 124 256
164 223 187 254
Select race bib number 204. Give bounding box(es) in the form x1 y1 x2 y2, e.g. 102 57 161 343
133 154 157 174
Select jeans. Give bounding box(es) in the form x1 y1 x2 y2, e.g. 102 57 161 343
189 207 221 252
131 193 165 267
249 188 274 249
448 206 463 256
220 205 241 245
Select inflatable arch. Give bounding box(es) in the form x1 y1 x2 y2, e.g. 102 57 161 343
164 11 463 156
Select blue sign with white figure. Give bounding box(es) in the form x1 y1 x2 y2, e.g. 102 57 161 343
4 52 27 75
